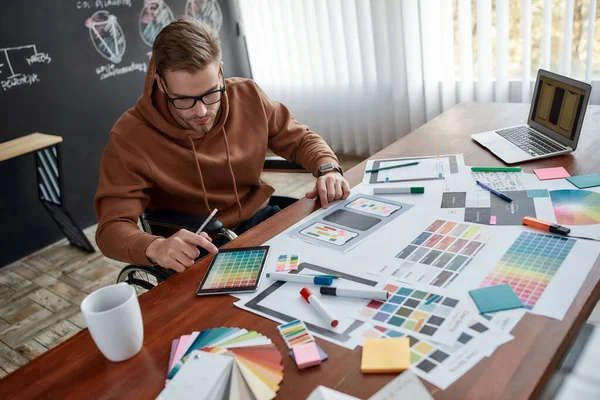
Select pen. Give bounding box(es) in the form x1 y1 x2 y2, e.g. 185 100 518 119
320 287 389 301
301 288 339 328
476 180 513 202
195 208 218 234
266 272 333 286
373 187 425 195
306 274 341 279
522 217 570 235
471 167 522 172
365 161 419 174
425 295 441 305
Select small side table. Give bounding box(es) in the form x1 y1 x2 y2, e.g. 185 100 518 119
0 133 94 253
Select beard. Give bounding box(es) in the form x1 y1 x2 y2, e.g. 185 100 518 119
172 107 219 134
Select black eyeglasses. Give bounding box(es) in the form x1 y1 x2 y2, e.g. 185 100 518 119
158 70 226 110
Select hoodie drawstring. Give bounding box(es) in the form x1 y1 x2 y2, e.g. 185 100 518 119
221 127 243 220
187 135 212 213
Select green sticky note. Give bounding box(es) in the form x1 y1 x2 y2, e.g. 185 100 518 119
526 189 549 198
566 174 600 189
469 284 524 314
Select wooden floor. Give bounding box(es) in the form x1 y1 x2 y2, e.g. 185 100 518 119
0 155 364 377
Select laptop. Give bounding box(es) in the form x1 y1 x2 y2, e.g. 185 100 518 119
471 69 591 164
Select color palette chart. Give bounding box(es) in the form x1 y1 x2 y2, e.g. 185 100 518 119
393 220 492 289
346 197 401 217
550 189 600 225
201 249 266 290
479 232 576 310
277 319 313 349
299 223 357 246
276 254 299 272
164 327 283 400
360 319 494 390
356 283 465 344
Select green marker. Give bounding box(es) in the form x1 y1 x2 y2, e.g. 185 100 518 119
471 167 522 172
373 187 425 195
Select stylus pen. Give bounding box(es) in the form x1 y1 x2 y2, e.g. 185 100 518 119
266 272 333 286
195 208 218 234
320 287 389 301
476 180 513 202
365 161 419 173
301 288 339 328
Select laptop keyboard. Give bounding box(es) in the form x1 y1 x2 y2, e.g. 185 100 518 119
495 126 568 156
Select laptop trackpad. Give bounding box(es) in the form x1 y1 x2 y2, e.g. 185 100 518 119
486 138 518 153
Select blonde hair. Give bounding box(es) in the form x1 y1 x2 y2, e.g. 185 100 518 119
153 17 221 75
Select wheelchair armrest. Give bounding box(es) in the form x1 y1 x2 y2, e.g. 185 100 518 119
143 209 225 236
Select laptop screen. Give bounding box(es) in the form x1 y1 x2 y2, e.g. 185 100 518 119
529 75 587 140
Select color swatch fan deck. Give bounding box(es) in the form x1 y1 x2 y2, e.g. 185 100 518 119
161 327 283 400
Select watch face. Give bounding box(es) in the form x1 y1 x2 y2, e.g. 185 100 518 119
320 162 334 172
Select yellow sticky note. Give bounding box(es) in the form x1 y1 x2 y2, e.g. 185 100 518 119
361 338 410 374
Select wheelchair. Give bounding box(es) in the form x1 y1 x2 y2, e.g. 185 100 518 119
116 195 298 294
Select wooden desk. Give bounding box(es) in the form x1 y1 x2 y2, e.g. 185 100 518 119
2 103 599 399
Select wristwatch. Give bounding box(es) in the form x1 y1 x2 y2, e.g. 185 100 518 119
317 162 343 177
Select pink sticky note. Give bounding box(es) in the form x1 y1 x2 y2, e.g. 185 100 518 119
533 167 570 180
490 216 497 225
168 339 179 372
292 342 322 369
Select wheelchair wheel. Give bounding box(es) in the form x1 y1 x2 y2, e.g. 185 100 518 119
117 265 175 295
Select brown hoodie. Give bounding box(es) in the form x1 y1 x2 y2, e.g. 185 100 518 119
95 60 339 265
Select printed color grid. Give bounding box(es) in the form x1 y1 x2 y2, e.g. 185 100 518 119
202 250 266 290
395 220 491 288
479 232 576 309
361 320 489 374
358 283 459 338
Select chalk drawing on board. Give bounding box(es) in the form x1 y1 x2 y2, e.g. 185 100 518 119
85 10 126 64
0 45 51 91
185 0 223 32
139 0 175 46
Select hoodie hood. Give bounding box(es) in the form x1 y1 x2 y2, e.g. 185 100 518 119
135 57 229 142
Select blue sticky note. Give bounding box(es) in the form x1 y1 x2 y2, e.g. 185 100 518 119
566 174 600 189
526 189 549 198
469 284 524 314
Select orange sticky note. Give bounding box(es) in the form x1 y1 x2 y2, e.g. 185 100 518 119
361 338 409 374
533 167 570 180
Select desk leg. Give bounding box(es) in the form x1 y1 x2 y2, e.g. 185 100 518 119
35 144 95 253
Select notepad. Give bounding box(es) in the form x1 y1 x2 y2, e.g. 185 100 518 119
533 167 570 180
361 338 410 374
469 284 524 314
292 342 322 369
290 342 328 362
566 174 600 189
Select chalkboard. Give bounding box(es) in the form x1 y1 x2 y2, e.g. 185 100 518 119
0 0 251 267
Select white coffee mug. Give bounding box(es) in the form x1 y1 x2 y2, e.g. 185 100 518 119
81 282 144 362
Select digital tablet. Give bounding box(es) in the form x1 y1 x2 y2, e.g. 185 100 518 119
196 246 270 296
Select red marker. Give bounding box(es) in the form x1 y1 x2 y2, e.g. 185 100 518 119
300 288 339 328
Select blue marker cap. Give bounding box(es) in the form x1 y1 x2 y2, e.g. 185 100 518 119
314 276 333 286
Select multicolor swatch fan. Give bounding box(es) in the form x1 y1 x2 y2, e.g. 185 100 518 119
550 190 600 225
160 327 284 400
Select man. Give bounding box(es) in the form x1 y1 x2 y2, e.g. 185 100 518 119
95 17 350 273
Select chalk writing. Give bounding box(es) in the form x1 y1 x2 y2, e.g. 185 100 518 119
95 61 147 80
139 0 175 46
0 45 51 91
185 0 223 32
85 10 126 63
77 0 132 9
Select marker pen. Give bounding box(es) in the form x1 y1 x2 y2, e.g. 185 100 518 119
373 187 425 195
266 272 333 286
522 216 571 235
319 287 389 301
300 288 339 328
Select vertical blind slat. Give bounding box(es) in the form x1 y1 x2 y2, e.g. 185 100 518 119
476 0 493 102
521 0 532 102
585 0 597 82
458 0 474 102
401 0 426 130
420 0 442 121
495 0 509 102
440 0 456 111
541 0 553 70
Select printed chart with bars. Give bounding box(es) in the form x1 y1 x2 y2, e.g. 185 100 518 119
361 319 493 390
201 249 267 290
275 253 299 272
356 283 462 344
550 189 600 225
346 197 402 217
299 224 357 246
392 220 493 289
479 232 576 309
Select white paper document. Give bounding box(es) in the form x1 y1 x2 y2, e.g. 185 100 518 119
362 154 466 185
368 371 433 400
306 386 361 400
